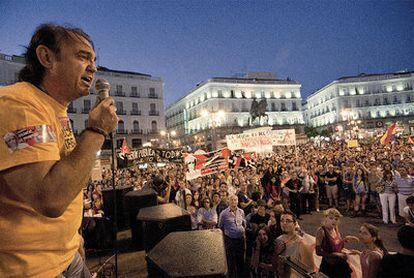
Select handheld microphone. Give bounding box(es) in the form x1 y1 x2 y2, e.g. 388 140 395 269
94 78 110 106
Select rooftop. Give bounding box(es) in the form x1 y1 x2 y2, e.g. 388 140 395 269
97 66 152 78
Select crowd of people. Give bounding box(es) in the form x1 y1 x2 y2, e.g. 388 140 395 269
82 136 414 277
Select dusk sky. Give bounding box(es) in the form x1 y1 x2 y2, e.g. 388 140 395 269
1 0 413 107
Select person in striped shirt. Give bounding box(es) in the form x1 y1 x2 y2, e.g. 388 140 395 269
393 165 414 217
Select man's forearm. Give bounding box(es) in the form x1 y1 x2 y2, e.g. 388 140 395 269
40 131 105 217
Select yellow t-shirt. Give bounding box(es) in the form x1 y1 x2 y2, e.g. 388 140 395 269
0 82 82 277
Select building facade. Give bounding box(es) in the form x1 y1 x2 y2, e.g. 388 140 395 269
303 71 414 133
0 53 165 149
0 53 25 86
166 72 305 149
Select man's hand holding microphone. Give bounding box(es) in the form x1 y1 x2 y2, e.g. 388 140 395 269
87 79 118 137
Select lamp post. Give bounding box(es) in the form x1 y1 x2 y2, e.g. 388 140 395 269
341 110 362 140
200 109 225 150
160 130 176 148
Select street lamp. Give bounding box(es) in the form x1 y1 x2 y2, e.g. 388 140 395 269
200 110 225 150
160 130 176 148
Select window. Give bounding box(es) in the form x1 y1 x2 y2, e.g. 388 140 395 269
343 88 349 95
281 103 286 111
131 86 138 96
116 85 122 93
117 120 125 132
149 88 157 98
84 99 91 109
133 120 140 132
151 121 157 132
84 119 88 128
83 99 91 113
217 90 223 98
132 102 138 111
271 103 276 111
343 100 349 108
116 101 124 113
132 138 142 148
292 102 297 111
393 95 399 104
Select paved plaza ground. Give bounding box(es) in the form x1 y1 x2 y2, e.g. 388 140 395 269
86 208 403 277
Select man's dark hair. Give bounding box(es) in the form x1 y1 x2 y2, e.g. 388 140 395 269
281 211 296 222
397 225 414 250
19 23 94 86
406 196 414 205
273 200 283 206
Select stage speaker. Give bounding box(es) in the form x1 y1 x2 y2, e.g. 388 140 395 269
146 229 227 277
125 187 158 249
137 203 191 252
102 185 133 231
82 216 114 250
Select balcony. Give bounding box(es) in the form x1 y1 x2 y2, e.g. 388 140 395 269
130 110 141 115
116 129 128 134
67 107 77 113
149 111 160 116
131 129 143 134
114 91 126 97
148 94 158 99
82 108 90 114
117 109 127 115
130 93 140 98
148 130 158 135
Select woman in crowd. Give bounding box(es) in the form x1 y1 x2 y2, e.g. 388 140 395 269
316 208 358 278
350 223 386 278
378 170 397 224
352 167 368 217
193 190 201 209
185 193 198 230
250 226 274 278
272 211 315 278
197 197 218 229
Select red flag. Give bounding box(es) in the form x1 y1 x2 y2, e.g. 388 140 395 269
380 123 397 145
120 138 130 155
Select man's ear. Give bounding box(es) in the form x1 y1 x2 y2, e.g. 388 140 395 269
36 45 56 69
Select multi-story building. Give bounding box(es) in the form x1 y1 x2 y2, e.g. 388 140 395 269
0 52 165 149
166 72 305 149
303 71 414 133
0 53 25 86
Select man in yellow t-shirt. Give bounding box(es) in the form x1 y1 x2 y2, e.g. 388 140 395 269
0 24 118 277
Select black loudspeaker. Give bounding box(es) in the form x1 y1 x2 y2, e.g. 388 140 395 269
146 229 227 277
125 188 158 250
102 185 133 231
137 203 191 252
82 217 114 250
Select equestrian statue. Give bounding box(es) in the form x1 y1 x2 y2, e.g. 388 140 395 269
249 98 268 126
